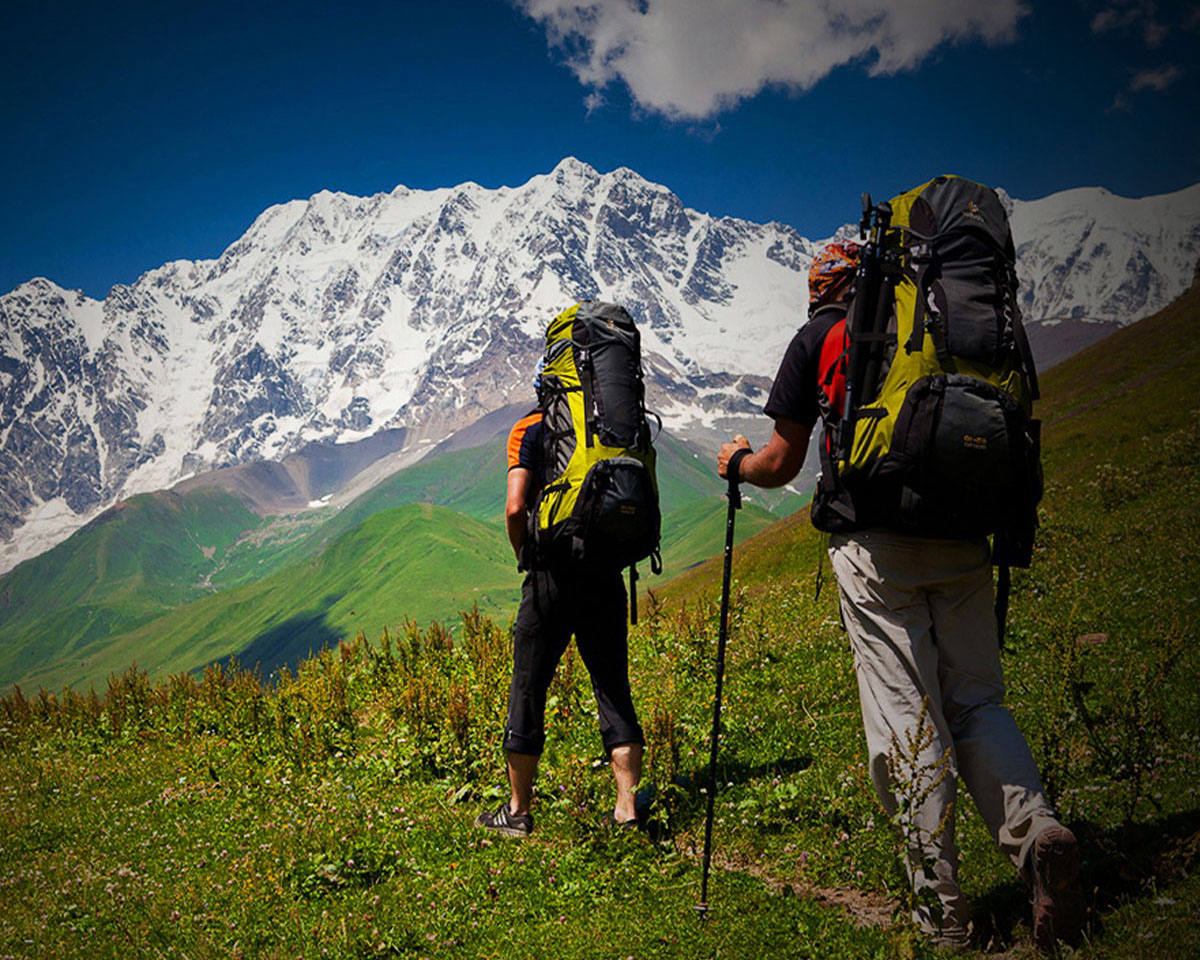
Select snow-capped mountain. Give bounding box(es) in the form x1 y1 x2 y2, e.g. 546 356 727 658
1010 184 1200 325
1 159 1198 574
1004 182 1200 367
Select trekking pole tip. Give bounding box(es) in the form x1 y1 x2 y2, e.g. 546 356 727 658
693 902 710 921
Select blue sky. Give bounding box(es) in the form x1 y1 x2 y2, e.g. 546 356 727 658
2 0 1197 299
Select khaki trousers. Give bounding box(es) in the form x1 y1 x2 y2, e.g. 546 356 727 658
829 529 1059 935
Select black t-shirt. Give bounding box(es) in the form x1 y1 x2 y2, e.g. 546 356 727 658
762 306 845 429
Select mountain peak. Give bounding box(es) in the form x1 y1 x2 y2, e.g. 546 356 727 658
540 156 603 194
11 276 69 297
552 155 598 177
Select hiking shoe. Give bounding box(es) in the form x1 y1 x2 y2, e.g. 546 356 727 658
1031 824 1084 952
931 926 972 955
475 802 533 839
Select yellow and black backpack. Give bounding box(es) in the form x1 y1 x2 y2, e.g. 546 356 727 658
812 175 1042 573
532 302 661 582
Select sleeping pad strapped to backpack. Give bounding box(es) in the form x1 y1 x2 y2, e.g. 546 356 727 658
812 174 1042 570
532 301 661 573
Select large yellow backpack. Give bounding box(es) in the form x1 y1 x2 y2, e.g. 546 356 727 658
533 302 661 574
812 175 1042 569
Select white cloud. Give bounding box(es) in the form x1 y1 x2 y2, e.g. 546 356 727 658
1129 63 1182 91
1093 2 1187 109
514 0 1028 119
1091 0 1167 48
1109 62 1182 109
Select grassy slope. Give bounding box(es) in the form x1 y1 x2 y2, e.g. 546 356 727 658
1 424 734 692
0 442 519 692
0 488 259 683
657 496 779 574
16 504 523 692
222 440 516 582
209 428 727 584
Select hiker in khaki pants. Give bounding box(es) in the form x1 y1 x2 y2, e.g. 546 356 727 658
717 241 1083 952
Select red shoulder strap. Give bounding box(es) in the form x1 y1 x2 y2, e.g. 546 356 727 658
817 316 848 417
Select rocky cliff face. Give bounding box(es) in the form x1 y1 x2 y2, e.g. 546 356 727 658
1 160 1198 572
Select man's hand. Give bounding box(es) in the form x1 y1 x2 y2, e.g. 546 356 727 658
716 418 811 489
718 435 752 479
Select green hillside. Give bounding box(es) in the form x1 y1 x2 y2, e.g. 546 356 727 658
190 440 515 596
657 495 778 573
14 503 521 692
0 421 744 692
5 447 740 693
0 488 259 684
206 429 728 585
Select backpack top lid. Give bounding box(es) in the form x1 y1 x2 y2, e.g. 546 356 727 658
544 301 637 345
890 175 1014 260
541 301 644 447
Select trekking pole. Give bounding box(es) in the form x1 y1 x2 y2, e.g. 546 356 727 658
696 447 748 919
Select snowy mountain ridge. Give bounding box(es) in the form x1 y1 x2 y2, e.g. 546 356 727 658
1009 182 1200 325
1 159 1198 574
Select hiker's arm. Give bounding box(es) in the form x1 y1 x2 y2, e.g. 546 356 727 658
717 417 810 488
506 467 532 559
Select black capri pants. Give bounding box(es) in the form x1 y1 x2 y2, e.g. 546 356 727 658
503 563 645 756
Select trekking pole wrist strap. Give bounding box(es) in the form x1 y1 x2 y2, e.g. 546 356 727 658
727 447 751 484
727 448 751 508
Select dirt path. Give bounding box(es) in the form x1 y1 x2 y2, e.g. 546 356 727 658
685 846 896 929
694 848 1033 957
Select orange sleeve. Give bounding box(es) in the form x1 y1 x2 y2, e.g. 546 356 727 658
507 412 542 470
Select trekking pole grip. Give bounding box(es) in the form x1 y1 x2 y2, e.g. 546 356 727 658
726 448 750 510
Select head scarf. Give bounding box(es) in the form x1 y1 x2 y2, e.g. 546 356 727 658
808 240 861 308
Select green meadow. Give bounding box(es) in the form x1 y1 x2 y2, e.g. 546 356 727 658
0 423 768 694
1 282 1199 958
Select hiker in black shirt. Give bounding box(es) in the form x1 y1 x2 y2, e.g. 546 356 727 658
718 240 1082 952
